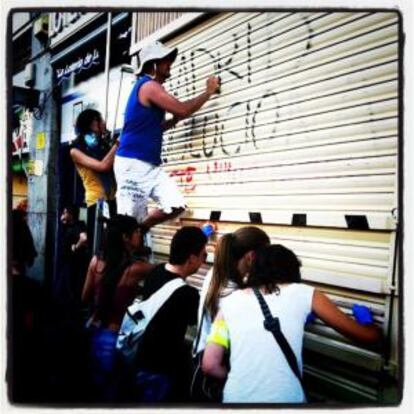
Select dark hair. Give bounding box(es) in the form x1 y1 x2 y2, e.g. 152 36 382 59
247 244 302 294
169 226 207 265
63 204 79 221
96 214 145 324
75 109 102 135
72 109 111 157
141 54 175 76
12 209 38 273
205 226 270 318
141 60 156 75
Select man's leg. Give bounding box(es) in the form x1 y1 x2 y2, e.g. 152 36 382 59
146 167 186 230
114 156 150 222
86 203 96 258
141 206 185 230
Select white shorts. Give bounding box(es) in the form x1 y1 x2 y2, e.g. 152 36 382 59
114 156 186 222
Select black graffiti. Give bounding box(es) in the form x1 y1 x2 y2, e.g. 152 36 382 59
162 15 315 163
293 14 314 69
195 47 243 80
301 15 314 53
163 89 283 163
251 90 280 141
246 23 252 84
220 102 242 156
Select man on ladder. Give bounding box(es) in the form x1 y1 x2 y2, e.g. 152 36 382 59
114 40 220 233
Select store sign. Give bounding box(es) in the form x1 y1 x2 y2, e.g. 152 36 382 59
49 12 98 46
56 49 100 82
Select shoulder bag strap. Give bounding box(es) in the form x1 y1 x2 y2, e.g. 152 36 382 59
252 287 305 390
192 270 213 356
192 306 206 356
128 277 184 317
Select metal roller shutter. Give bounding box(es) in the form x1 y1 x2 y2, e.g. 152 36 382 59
131 11 184 46
144 11 399 402
151 218 396 402
158 11 398 230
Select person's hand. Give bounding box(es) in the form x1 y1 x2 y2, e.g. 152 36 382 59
206 76 220 96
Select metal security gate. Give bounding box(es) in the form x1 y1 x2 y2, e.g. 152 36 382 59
144 11 400 402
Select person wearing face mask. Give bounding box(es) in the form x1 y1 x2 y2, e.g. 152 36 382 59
115 41 220 232
70 109 119 254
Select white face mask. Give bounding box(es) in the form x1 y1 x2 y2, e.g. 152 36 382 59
84 133 99 148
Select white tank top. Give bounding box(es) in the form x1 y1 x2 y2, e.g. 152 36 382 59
220 284 314 403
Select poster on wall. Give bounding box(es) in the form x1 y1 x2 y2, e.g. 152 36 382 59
60 66 135 143
72 101 83 128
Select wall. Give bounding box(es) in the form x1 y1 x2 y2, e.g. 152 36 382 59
148 11 400 402
26 35 59 285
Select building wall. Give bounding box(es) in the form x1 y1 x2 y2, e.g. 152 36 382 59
135 11 400 402
26 33 59 285
60 65 136 143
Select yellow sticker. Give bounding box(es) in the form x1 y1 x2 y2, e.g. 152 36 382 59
36 132 46 150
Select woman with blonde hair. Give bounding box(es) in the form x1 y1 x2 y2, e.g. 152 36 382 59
195 226 270 354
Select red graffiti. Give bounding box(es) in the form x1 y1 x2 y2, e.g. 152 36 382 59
206 161 232 174
170 166 197 193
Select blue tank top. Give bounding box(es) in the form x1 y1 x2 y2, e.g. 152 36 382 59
117 75 165 165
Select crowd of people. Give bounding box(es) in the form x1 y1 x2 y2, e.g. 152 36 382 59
10 40 382 404
11 210 381 404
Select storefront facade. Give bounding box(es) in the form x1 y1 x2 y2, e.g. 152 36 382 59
130 11 401 402
48 12 133 209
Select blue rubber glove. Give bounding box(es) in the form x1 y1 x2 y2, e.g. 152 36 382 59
352 304 374 325
201 223 215 237
306 311 317 325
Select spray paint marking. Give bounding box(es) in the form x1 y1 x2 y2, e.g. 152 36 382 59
164 15 318 163
170 166 197 193
206 161 232 175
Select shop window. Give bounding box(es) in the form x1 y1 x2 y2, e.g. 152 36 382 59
12 28 32 74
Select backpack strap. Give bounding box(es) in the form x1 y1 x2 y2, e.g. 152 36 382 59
252 287 305 391
192 306 207 357
128 277 185 317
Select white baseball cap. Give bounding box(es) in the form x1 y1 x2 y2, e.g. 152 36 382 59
135 40 178 75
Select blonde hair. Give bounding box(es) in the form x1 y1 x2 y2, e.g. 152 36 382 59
205 226 270 318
